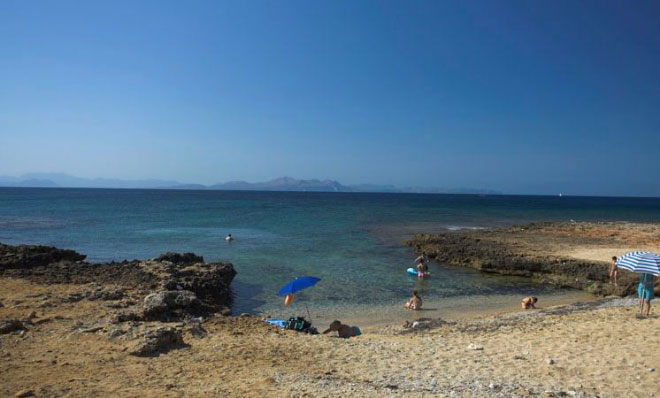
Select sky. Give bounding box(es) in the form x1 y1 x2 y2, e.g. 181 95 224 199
1 1 659 196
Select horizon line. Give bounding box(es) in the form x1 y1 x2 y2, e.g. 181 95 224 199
2 185 660 200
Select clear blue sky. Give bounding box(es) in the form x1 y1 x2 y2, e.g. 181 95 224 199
1 1 659 196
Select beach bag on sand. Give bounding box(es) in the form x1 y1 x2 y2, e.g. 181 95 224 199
286 316 318 334
286 316 312 331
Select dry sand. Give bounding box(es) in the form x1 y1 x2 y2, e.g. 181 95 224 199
2 277 659 398
527 222 660 263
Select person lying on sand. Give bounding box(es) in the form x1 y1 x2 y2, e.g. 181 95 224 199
322 320 361 338
521 297 538 309
405 290 422 310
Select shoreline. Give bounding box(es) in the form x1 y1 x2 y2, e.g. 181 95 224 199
406 221 660 297
2 221 660 397
2 276 658 397
258 288 596 329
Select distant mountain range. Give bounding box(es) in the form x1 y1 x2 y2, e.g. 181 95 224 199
0 173 502 195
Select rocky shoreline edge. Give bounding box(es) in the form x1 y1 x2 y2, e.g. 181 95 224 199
405 221 660 297
0 242 236 356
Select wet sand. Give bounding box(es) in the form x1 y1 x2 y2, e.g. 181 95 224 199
268 289 596 329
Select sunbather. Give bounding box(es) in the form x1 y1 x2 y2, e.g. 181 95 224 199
322 320 361 338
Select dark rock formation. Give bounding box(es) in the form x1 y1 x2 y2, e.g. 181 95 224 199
0 243 86 269
129 327 185 356
0 243 157 288
142 290 199 320
0 243 237 318
154 252 204 265
157 262 236 310
405 226 649 297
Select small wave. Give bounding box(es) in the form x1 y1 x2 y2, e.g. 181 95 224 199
0 216 71 230
444 225 486 231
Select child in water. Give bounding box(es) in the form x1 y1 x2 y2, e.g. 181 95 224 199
415 252 429 277
405 290 423 310
416 261 425 278
521 297 538 309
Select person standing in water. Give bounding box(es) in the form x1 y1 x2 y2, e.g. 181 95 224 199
415 252 430 276
609 256 618 286
416 261 425 278
225 234 233 242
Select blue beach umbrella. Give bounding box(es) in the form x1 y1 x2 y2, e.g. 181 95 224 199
278 276 321 323
277 276 321 296
616 251 660 276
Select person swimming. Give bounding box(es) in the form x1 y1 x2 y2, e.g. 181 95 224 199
521 297 538 309
405 290 422 310
225 234 233 241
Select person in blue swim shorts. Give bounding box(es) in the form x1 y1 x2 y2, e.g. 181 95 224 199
638 273 655 317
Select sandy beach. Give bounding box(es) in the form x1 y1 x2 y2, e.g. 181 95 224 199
2 221 660 397
1 277 659 398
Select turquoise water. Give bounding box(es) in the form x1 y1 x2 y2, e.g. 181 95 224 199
1 188 659 323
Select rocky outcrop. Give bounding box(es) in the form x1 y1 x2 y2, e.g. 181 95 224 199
0 243 156 288
406 223 653 297
154 262 236 309
0 243 237 318
129 327 185 356
142 290 199 320
154 252 204 265
0 243 86 269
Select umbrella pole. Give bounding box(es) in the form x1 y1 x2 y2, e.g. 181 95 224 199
304 302 313 324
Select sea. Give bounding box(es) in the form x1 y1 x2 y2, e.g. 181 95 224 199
2 188 659 326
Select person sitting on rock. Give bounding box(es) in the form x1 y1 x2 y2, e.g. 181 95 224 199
322 320 361 338
521 296 538 309
405 290 422 310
